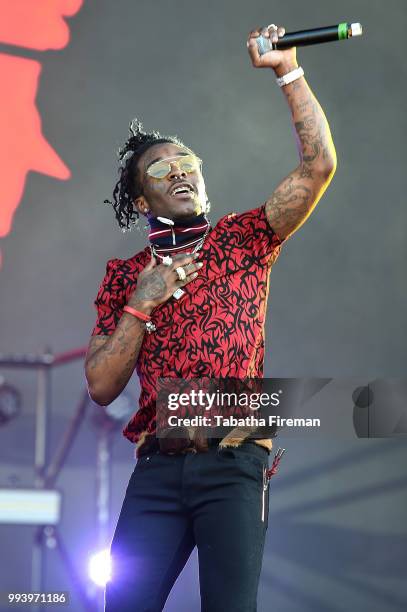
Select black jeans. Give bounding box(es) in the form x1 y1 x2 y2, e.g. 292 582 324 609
105 442 270 612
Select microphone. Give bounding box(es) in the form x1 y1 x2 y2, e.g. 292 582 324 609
256 22 363 56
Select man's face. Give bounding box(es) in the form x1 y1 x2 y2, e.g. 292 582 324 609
134 143 207 220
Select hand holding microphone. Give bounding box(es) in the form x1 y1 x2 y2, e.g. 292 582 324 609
256 22 363 55
247 22 363 83
247 24 297 72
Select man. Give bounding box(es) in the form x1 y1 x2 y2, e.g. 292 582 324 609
85 23 336 612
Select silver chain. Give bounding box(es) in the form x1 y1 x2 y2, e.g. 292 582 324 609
150 223 211 261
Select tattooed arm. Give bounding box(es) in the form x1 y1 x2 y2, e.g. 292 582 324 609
265 64 337 239
85 252 201 405
85 315 148 407
247 25 337 240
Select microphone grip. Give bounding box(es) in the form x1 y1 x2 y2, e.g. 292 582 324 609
274 26 340 50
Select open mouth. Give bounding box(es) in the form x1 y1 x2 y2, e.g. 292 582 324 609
170 184 195 198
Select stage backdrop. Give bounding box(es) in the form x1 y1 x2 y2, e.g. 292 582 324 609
1 1 406 611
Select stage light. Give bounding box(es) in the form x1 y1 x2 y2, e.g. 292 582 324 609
0 377 21 425
88 548 112 587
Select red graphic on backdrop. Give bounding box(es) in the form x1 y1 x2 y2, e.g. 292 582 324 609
0 0 83 50
0 54 70 238
0 0 83 265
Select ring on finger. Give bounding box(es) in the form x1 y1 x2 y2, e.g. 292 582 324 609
267 23 277 30
175 266 187 281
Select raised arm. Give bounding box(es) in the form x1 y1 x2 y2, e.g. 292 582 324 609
247 24 337 240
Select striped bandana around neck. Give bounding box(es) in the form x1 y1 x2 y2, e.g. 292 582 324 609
147 212 210 254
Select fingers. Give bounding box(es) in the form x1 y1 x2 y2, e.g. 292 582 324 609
170 252 201 266
154 253 204 292
261 24 286 39
184 261 203 276
179 269 199 286
248 28 261 39
247 35 261 63
266 24 286 40
247 23 286 67
247 23 285 47
165 252 202 277
174 260 203 283
170 255 204 289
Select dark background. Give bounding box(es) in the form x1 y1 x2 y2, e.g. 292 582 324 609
1 1 406 610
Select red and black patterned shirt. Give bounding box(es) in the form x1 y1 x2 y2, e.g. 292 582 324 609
91 204 284 445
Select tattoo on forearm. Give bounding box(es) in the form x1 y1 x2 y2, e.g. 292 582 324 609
264 75 336 239
285 79 335 168
86 315 145 383
295 98 312 114
116 335 144 387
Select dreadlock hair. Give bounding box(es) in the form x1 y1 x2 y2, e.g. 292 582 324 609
104 118 191 232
